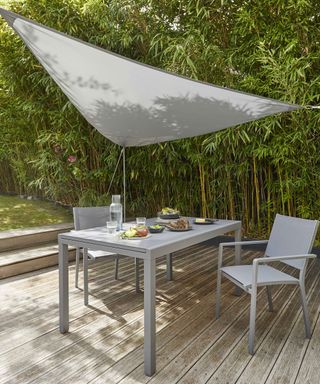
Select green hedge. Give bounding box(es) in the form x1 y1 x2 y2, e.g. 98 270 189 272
1 0 320 237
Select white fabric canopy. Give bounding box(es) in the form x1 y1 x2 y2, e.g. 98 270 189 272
0 7 301 147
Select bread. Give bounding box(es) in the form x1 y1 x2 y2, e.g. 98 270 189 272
168 218 190 229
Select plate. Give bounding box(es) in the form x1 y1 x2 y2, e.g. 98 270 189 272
166 226 192 232
193 218 218 225
121 234 152 240
159 214 180 220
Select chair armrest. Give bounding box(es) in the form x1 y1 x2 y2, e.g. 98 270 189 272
254 254 316 265
250 254 316 290
219 240 269 247
217 240 268 270
218 240 268 269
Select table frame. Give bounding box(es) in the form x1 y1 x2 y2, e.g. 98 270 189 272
58 219 241 376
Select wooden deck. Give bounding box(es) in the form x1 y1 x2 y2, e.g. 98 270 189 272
0 241 320 384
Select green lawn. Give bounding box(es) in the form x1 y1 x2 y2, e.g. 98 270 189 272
0 195 73 231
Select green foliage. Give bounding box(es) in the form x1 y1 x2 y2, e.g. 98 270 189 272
1 0 320 237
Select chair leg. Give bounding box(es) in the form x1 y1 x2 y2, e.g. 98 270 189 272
135 258 140 293
216 269 222 319
299 282 312 338
75 248 80 289
248 289 257 355
114 255 119 280
83 248 89 306
266 286 273 312
166 253 173 281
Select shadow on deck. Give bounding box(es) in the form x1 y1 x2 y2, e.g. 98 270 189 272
0 239 319 383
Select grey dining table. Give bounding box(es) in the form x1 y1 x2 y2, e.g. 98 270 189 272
58 217 241 376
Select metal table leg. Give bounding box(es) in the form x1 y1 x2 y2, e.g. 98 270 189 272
59 239 69 333
83 248 89 305
144 255 156 376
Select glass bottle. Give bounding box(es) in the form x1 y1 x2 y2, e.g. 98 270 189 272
110 195 123 230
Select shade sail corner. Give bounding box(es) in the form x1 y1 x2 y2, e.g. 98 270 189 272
0 7 17 27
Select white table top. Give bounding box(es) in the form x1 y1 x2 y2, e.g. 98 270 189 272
59 218 241 258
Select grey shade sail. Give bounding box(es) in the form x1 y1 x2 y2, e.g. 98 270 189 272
0 7 301 147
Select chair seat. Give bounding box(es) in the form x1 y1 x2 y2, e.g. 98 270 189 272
221 264 298 288
81 249 117 261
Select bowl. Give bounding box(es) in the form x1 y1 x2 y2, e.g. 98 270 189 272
159 213 180 220
148 225 165 233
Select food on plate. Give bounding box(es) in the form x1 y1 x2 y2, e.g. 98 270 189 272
135 225 149 237
193 218 217 225
161 207 179 215
159 207 180 219
195 218 206 223
120 228 138 239
167 218 191 230
148 224 165 233
149 224 163 229
120 225 149 239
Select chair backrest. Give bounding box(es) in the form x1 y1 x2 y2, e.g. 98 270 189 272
265 214 319 270
73 206 110 231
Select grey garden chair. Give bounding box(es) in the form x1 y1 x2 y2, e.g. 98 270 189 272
73 207 140 304
216 214 319 355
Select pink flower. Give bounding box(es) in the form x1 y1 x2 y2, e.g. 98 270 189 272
67 155 77 163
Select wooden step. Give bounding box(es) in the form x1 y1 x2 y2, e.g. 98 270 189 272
0 242 76 279
0 223 74 252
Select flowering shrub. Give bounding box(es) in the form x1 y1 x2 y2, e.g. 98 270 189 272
67 155 77 164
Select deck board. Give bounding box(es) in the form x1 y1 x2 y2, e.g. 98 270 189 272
0 243 319 383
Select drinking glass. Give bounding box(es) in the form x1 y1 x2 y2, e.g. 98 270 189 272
136 217 146 226
106 221 117 234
